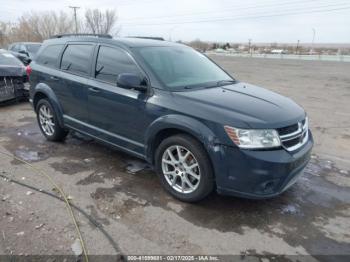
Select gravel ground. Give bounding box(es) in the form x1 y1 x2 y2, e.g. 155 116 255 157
0 56 349 260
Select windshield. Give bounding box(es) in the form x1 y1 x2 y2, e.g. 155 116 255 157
136 46 233 90
26 44 41 53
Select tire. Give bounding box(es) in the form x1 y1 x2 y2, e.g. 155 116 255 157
155 134 214 202
36 99 68 142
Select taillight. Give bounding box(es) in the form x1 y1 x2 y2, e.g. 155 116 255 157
26 65 32 78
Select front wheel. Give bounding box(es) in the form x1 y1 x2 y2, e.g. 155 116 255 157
155 134 214 202
36 99 68 141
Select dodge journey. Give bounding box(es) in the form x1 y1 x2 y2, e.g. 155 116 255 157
29 34 313 202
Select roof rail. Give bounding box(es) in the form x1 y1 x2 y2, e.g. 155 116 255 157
50 33 113 39
127 36 165 41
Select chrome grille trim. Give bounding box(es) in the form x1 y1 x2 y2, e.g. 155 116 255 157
279 117 308 152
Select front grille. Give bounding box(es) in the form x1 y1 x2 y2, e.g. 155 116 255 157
282 137 301 148
278 118 308 151
277 124 298 136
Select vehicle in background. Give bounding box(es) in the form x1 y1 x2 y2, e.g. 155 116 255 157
8 42 42 65
29 34 313 202
0 49 30 103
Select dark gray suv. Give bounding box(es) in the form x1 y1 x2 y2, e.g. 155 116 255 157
28 34 313 202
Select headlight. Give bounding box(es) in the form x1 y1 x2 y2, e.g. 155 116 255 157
224 126 281 149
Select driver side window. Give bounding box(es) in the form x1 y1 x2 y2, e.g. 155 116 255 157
95 46 141 85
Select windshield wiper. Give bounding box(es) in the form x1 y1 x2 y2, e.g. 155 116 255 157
217 79 236 87
182 80 236 90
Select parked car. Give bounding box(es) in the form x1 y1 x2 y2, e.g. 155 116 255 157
0 49 30 103
8 42 41 65
28 34 313 202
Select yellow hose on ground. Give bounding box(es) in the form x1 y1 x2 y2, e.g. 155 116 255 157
0 150 89 262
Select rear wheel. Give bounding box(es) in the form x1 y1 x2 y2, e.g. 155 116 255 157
155 134 214 202
36 99 68 141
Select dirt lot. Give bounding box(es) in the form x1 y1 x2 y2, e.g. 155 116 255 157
0 56 350 260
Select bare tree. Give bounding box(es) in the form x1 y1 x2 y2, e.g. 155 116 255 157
0 8 119 47
84 9 119 35
19 11 74 40
188 39 210 52
0 10 75 46
0 21 10 47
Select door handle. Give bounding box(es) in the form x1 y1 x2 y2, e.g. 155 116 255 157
50 76 59 81
89 87 100 93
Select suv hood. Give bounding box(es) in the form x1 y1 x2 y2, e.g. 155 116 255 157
173 82 305 129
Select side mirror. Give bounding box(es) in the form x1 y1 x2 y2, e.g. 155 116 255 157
117 73 147 92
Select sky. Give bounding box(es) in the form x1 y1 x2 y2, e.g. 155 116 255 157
1 0 350 43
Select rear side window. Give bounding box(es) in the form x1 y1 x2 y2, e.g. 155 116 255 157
26 44 41 54
95 46 140 84
36 44 63 68
61 44 93 75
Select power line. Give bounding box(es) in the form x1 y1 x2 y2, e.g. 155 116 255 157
122 2 350 25
121 0 323 22
122 5 350 27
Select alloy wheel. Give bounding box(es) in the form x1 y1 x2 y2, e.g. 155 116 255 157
38 104 55 136
161 145 201 194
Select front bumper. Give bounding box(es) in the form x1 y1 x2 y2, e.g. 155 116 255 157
213 131 313 199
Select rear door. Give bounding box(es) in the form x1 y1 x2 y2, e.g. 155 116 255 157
59 43 94 125
31 44 64 103
86 45 148 154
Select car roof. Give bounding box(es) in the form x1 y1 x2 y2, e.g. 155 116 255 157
43 36 183 49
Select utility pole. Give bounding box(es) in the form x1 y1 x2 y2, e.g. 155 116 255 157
311 28 316 54
248 39 252 55
69 6 80 34
296 40 300 55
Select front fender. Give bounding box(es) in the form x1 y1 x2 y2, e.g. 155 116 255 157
33 83 64 128
144 114 222 164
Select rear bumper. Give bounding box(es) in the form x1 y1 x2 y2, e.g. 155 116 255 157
16 88 29 99
0 83 29 102
213 131 313 199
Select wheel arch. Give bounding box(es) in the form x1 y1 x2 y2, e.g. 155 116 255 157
144 114 221 166
33 83 64 128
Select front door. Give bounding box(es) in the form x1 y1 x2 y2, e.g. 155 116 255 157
87 45 148 155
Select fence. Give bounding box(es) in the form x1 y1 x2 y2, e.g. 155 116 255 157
207 52 350 63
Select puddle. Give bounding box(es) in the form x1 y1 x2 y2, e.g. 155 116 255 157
280 204 301 215
125 159 150 174
14 149 42 162
50 160 89 175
